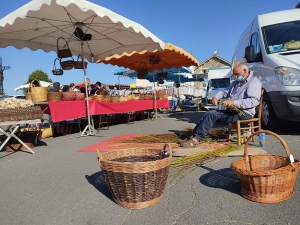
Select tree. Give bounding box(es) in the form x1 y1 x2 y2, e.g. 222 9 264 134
27 69 52 83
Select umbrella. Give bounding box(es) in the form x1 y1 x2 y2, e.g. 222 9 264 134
102 46 199 119
99 43 199 71
14 81 53 91
0 0 164 135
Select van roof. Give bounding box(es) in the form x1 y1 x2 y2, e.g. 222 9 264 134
258 8 300 27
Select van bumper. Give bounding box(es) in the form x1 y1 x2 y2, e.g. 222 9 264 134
268 91 300 121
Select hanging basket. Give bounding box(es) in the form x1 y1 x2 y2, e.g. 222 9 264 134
29 79 48 102
137 62 148 77
97 144 172 209
60 59 74 70
74 54 88 69
57 37 72 59
231 130 300 203
52 58 64 76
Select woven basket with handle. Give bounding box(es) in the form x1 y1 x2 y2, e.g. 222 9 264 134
74 54 88 69
38 119 53 139
52 58 64 76
60 59 74 70
97 144 172 209
57 37 72 58
231 130 300 203
29 79 48 102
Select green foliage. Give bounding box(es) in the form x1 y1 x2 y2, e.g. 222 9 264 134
26 70 52 83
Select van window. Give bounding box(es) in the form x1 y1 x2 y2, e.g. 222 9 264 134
250 33 262 55
262 20 300 54
211 78 230 89
249 32 262 62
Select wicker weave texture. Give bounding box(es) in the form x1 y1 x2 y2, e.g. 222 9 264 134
29 80 48 102
47 92 62 102
231 130 300 203
98 146 172 209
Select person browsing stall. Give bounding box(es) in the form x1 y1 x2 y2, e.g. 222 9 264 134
50 82 61 92
79 78 90 95
179 61 262 147
90 81 102 95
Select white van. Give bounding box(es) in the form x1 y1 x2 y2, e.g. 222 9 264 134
232 7 300 130
205 67 231 110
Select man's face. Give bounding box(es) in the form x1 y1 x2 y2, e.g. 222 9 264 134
233 65 248 80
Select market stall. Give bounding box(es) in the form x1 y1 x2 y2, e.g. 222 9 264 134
0 0 165 136
37 99 170 123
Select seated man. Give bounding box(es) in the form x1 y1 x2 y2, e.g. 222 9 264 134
180 61 262 147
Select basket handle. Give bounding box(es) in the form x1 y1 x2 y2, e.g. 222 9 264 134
53 58 61 70
244 130 295 168
57 37 70 52
163 143 172 157
77 54 83 61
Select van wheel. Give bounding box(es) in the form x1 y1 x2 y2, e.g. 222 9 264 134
261 94 281 130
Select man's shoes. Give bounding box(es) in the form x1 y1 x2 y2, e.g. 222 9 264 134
179 137 200 148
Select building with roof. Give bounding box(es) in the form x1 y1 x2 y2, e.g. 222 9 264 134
194 51 231 74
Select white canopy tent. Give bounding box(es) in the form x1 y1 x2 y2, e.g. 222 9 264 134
0 0 165 136
14 81 53 92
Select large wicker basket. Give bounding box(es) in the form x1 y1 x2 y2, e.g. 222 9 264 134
47 92 63 102
231 130 300 203
97 144 172 209
29 79 48 102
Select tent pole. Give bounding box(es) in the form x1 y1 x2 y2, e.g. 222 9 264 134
152 64 157 120
80 41 95 136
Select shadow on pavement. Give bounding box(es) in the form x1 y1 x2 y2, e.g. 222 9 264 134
276 121 300 135
199 165 240 195
85 172 114 202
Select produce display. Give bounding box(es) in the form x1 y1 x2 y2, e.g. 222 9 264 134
0 98 43 122
0 98 34 109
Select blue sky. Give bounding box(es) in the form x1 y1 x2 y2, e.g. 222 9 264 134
0 0 298 95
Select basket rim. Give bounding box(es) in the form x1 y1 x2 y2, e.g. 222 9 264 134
230 154 300 176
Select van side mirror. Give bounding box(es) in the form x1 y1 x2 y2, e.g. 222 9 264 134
245 45 255 62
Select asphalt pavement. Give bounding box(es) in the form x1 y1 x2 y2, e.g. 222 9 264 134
0 111 300 225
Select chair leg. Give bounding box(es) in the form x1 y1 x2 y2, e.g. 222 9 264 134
251 122 255 142
237 121 241 146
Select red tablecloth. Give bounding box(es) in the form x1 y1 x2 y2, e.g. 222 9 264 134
46 100 169 122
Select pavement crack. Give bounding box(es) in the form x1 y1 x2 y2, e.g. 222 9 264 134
121 210 132 225
216 204 233 220
171 179 196 225
165 171 181 217
200 204 255 225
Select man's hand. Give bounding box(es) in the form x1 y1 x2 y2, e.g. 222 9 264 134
212 97 219 106
222 99 234 107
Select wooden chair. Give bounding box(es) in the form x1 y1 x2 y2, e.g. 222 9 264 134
228 90 264 145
